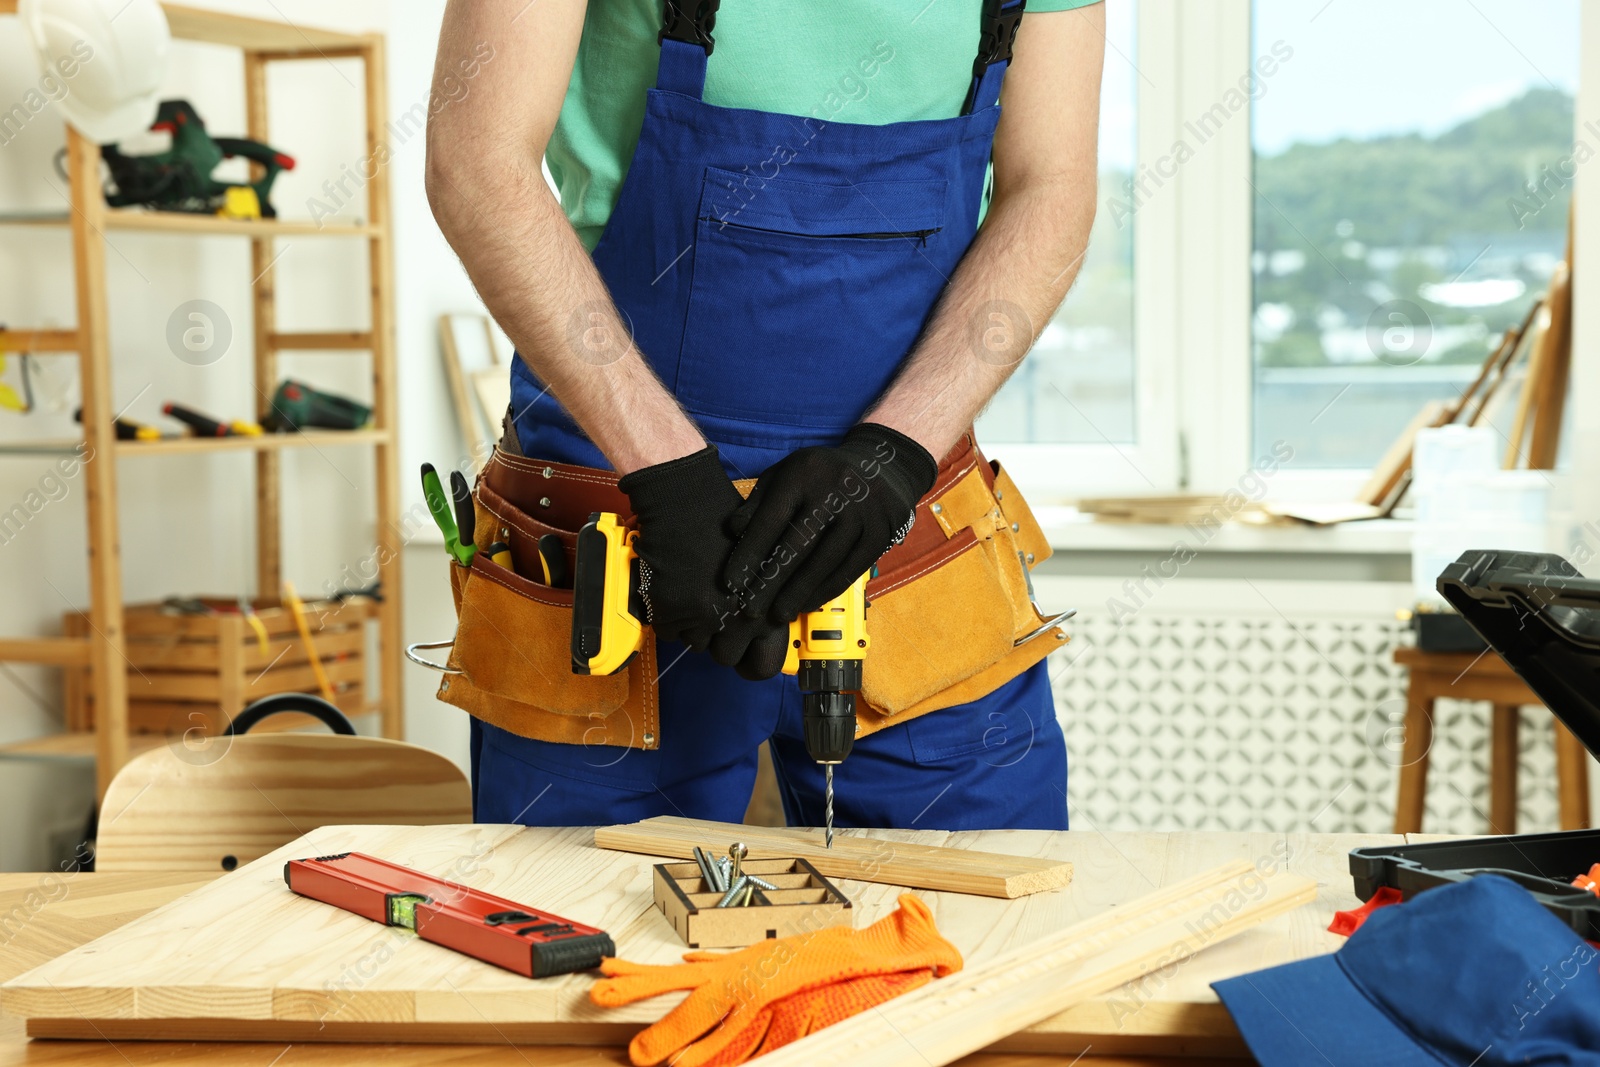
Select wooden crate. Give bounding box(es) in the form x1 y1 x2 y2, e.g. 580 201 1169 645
651 858 852 949
64 596 375 735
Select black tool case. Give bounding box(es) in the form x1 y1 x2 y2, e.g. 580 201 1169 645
1349 549 1600 940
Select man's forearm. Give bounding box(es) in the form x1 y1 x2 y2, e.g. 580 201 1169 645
866 180 1096 458
426 153 703 474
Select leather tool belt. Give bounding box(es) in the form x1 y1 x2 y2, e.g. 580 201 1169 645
431 428 1069 751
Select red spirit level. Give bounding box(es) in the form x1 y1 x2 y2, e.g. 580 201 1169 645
284 851 614 978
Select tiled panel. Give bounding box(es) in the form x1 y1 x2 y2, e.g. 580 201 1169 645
1049 613 1561 835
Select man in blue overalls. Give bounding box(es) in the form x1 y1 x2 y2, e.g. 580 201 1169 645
427 0 1105 831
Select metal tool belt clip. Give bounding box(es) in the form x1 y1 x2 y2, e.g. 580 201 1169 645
405 638 463 675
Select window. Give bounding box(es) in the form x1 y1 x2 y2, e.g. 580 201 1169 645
1250 0 1580 468
981 2 1587 504
978 0 1138 447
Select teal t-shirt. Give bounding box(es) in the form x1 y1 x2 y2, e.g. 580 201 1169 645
549 0 1101 249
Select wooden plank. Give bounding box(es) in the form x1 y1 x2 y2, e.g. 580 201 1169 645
115 598 371 640
1506 295 1555 468
114 626 363 672
66 128 128 800
0 329 79 352
1526 260 1573 470
363 35 405 741
159 2 366 50
1005 832 1369 1055
113 428 391 457
216 615 245 722
594 817 1073 899
0 638 90 667
757 864 1317 1067
439 315 487 462
1555 719 1592 831
63 613 89 730
0 873 211 985
268 331 373 351
1490 704 1520 834
245 49 281 610
114 656 364 703
101 210 373 237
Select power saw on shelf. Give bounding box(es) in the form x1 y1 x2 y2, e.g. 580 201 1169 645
99 99 295 220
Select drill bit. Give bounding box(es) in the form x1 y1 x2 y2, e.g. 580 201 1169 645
824 764 834 849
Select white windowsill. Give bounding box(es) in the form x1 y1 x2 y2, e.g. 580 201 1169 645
1038 507 1414 555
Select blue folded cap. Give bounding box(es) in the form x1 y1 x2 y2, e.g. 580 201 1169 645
1213 874 1600 1066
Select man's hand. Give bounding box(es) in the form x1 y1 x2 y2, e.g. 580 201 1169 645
619 446 790 678
723 424 938 629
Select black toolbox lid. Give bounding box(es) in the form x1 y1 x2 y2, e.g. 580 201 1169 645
1345 549 1600 939
1438 549 1600 760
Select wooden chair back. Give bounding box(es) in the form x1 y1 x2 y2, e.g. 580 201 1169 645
95 734 473 873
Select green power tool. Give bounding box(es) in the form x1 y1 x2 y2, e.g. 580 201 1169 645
262 380 372 432
100 100 294 219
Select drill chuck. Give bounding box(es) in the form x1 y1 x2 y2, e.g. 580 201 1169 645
800 668 859 766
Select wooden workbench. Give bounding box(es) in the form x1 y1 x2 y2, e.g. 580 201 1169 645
0 827 1404 1064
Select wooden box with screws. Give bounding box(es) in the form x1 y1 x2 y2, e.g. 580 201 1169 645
651 858 852 949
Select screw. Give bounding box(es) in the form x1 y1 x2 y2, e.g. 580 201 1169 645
694 846 722 892
715 875 750 908
728 842 746 884
747 875 777 891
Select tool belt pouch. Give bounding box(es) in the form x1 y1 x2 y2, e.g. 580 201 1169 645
855 434 1068 737
435 451 660 750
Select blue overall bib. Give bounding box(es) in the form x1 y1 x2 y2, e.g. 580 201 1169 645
476 0 1068 832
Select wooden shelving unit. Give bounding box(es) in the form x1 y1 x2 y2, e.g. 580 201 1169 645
0 2 404 796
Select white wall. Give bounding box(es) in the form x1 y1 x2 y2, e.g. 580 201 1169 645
0 0 485 869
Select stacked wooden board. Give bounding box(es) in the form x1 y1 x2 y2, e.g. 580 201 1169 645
1 823 1382 1056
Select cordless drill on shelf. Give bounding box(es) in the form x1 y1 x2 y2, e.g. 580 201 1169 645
571 512 868 847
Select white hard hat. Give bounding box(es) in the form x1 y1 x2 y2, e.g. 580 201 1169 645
18 0 170 144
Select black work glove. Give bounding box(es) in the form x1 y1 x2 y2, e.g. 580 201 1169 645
723 423 939 627
618 445 790 680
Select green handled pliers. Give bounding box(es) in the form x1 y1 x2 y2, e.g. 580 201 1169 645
421 463 475 567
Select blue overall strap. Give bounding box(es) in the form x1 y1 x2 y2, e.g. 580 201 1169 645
964 0 1027 114
657 0 720 98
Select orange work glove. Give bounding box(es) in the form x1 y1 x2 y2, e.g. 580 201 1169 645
590 894 961 1067
719 969 932 1064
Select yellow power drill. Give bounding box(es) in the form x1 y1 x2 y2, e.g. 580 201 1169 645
571 512 868 847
